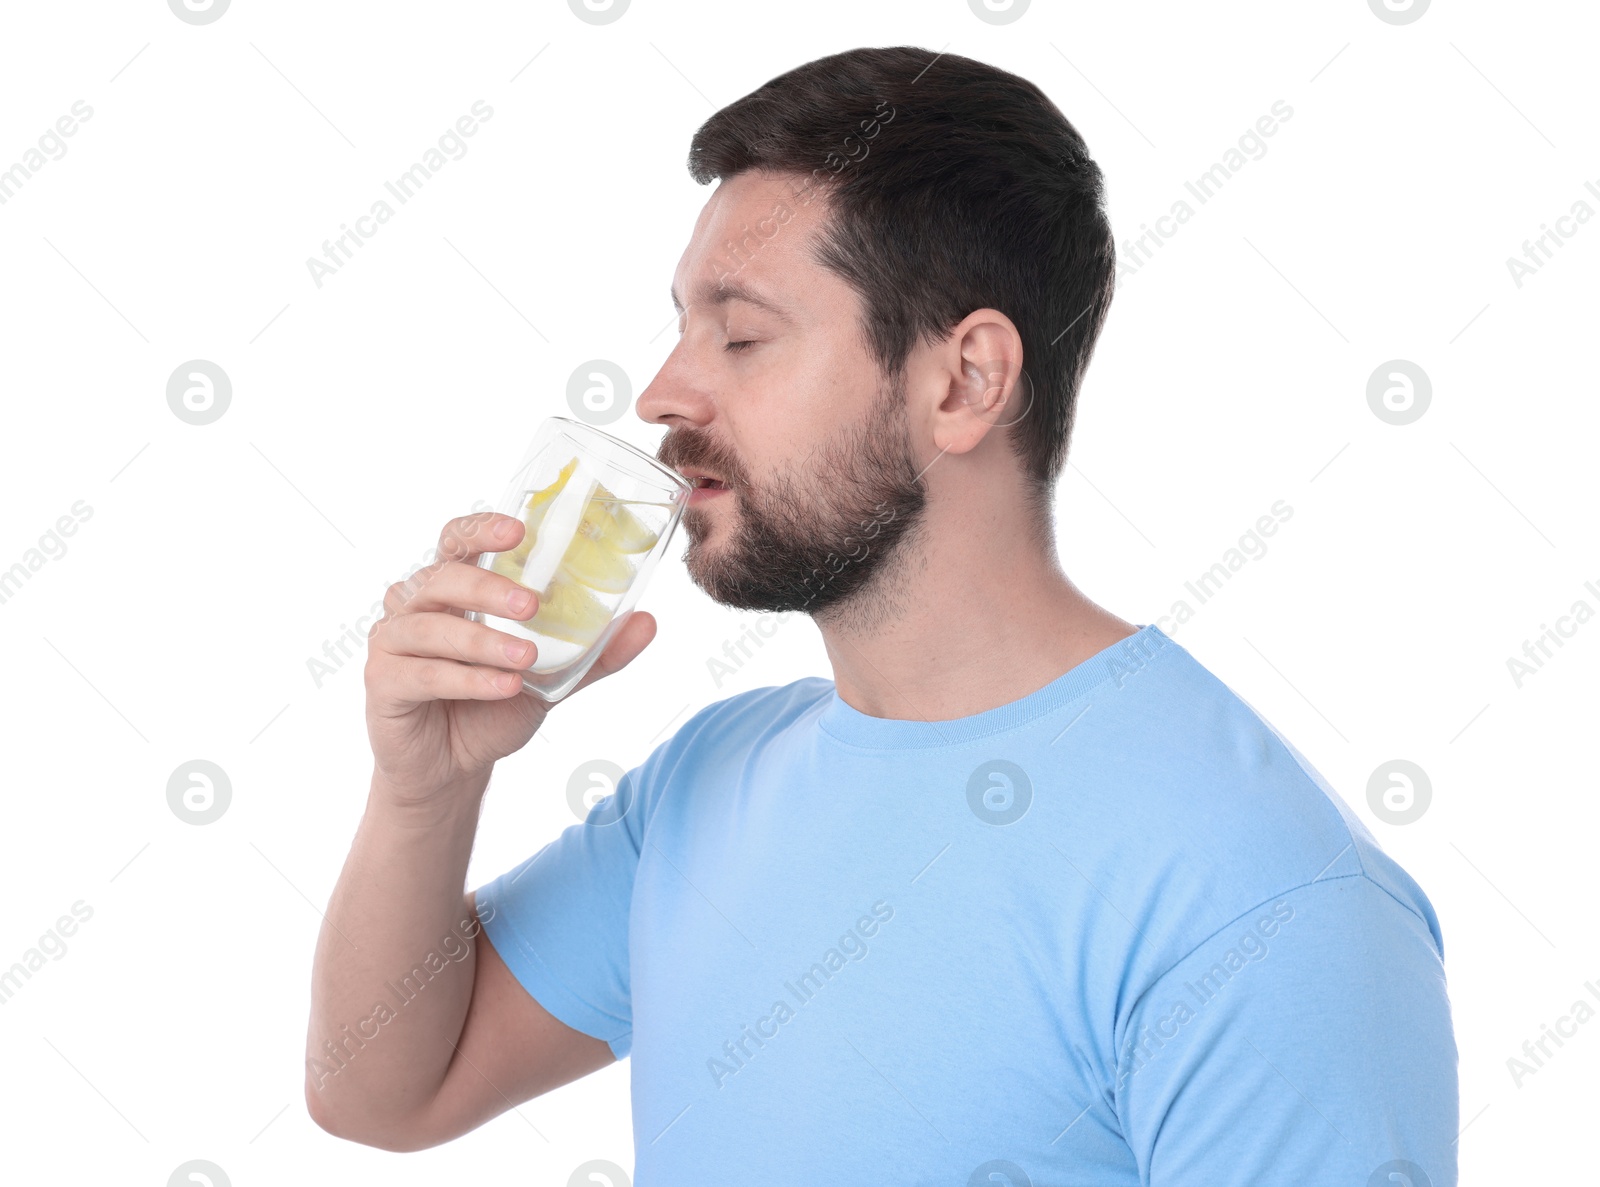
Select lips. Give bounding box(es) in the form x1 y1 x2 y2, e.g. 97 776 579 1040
678 467 728 490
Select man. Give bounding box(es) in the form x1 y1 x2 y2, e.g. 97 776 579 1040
307 46 1458 1184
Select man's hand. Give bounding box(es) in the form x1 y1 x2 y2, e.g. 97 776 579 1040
363 510 656 811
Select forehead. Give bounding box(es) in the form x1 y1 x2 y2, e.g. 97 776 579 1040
670 170 833 321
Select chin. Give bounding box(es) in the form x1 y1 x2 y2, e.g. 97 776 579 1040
683 504 731 544
680 533 721 581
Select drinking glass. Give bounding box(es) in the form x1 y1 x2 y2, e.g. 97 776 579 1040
466 416 691 701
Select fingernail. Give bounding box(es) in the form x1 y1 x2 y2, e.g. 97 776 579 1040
508 587 535 614
505 640 531 664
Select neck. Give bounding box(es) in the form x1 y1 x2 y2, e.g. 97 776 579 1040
813 508 1137 722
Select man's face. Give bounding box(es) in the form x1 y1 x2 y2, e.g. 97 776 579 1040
640 171 926 618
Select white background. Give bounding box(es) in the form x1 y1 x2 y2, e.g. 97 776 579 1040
0 1 1594 1183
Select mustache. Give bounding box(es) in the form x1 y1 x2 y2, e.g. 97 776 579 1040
657 429 745 489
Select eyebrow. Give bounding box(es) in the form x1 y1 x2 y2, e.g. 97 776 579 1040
670 277 795 325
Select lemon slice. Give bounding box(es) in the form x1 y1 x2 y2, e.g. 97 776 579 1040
558 531 636 593
488 457 661 640
578 485 660 554
529 573 611 646
520 461 598 595
500 456 578 567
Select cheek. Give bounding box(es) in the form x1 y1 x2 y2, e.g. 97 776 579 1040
779 339 869 431
727 331 871 476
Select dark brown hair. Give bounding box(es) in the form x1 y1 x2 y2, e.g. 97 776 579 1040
687 45 1116 528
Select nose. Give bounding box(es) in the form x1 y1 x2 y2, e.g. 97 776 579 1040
636 333 716 431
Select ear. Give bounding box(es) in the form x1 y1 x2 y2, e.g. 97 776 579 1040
929 310 1026 459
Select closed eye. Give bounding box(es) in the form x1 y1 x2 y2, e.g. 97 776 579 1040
724 340 757 354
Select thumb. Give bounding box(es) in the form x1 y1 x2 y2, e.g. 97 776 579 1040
565 610 657 699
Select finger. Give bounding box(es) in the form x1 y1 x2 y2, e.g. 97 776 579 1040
435 512 526 565
368 652 527 705
564 611 658 699
371 610 539 671
382 559 539 621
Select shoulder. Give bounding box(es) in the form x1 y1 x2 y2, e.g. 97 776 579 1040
625 676 834 805
1080 631 1444 958
669 675 834 750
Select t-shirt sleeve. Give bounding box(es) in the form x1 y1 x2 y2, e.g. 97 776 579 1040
1113 874 1459 1186
472 760 652 1062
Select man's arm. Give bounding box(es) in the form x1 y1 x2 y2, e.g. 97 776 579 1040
303 780 614 1151
418 890 616 1146
304 510 655 1150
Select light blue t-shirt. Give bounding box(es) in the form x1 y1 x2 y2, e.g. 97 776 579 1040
475 625 1458 1185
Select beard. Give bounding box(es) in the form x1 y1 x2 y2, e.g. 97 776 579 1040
655 371 927 623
